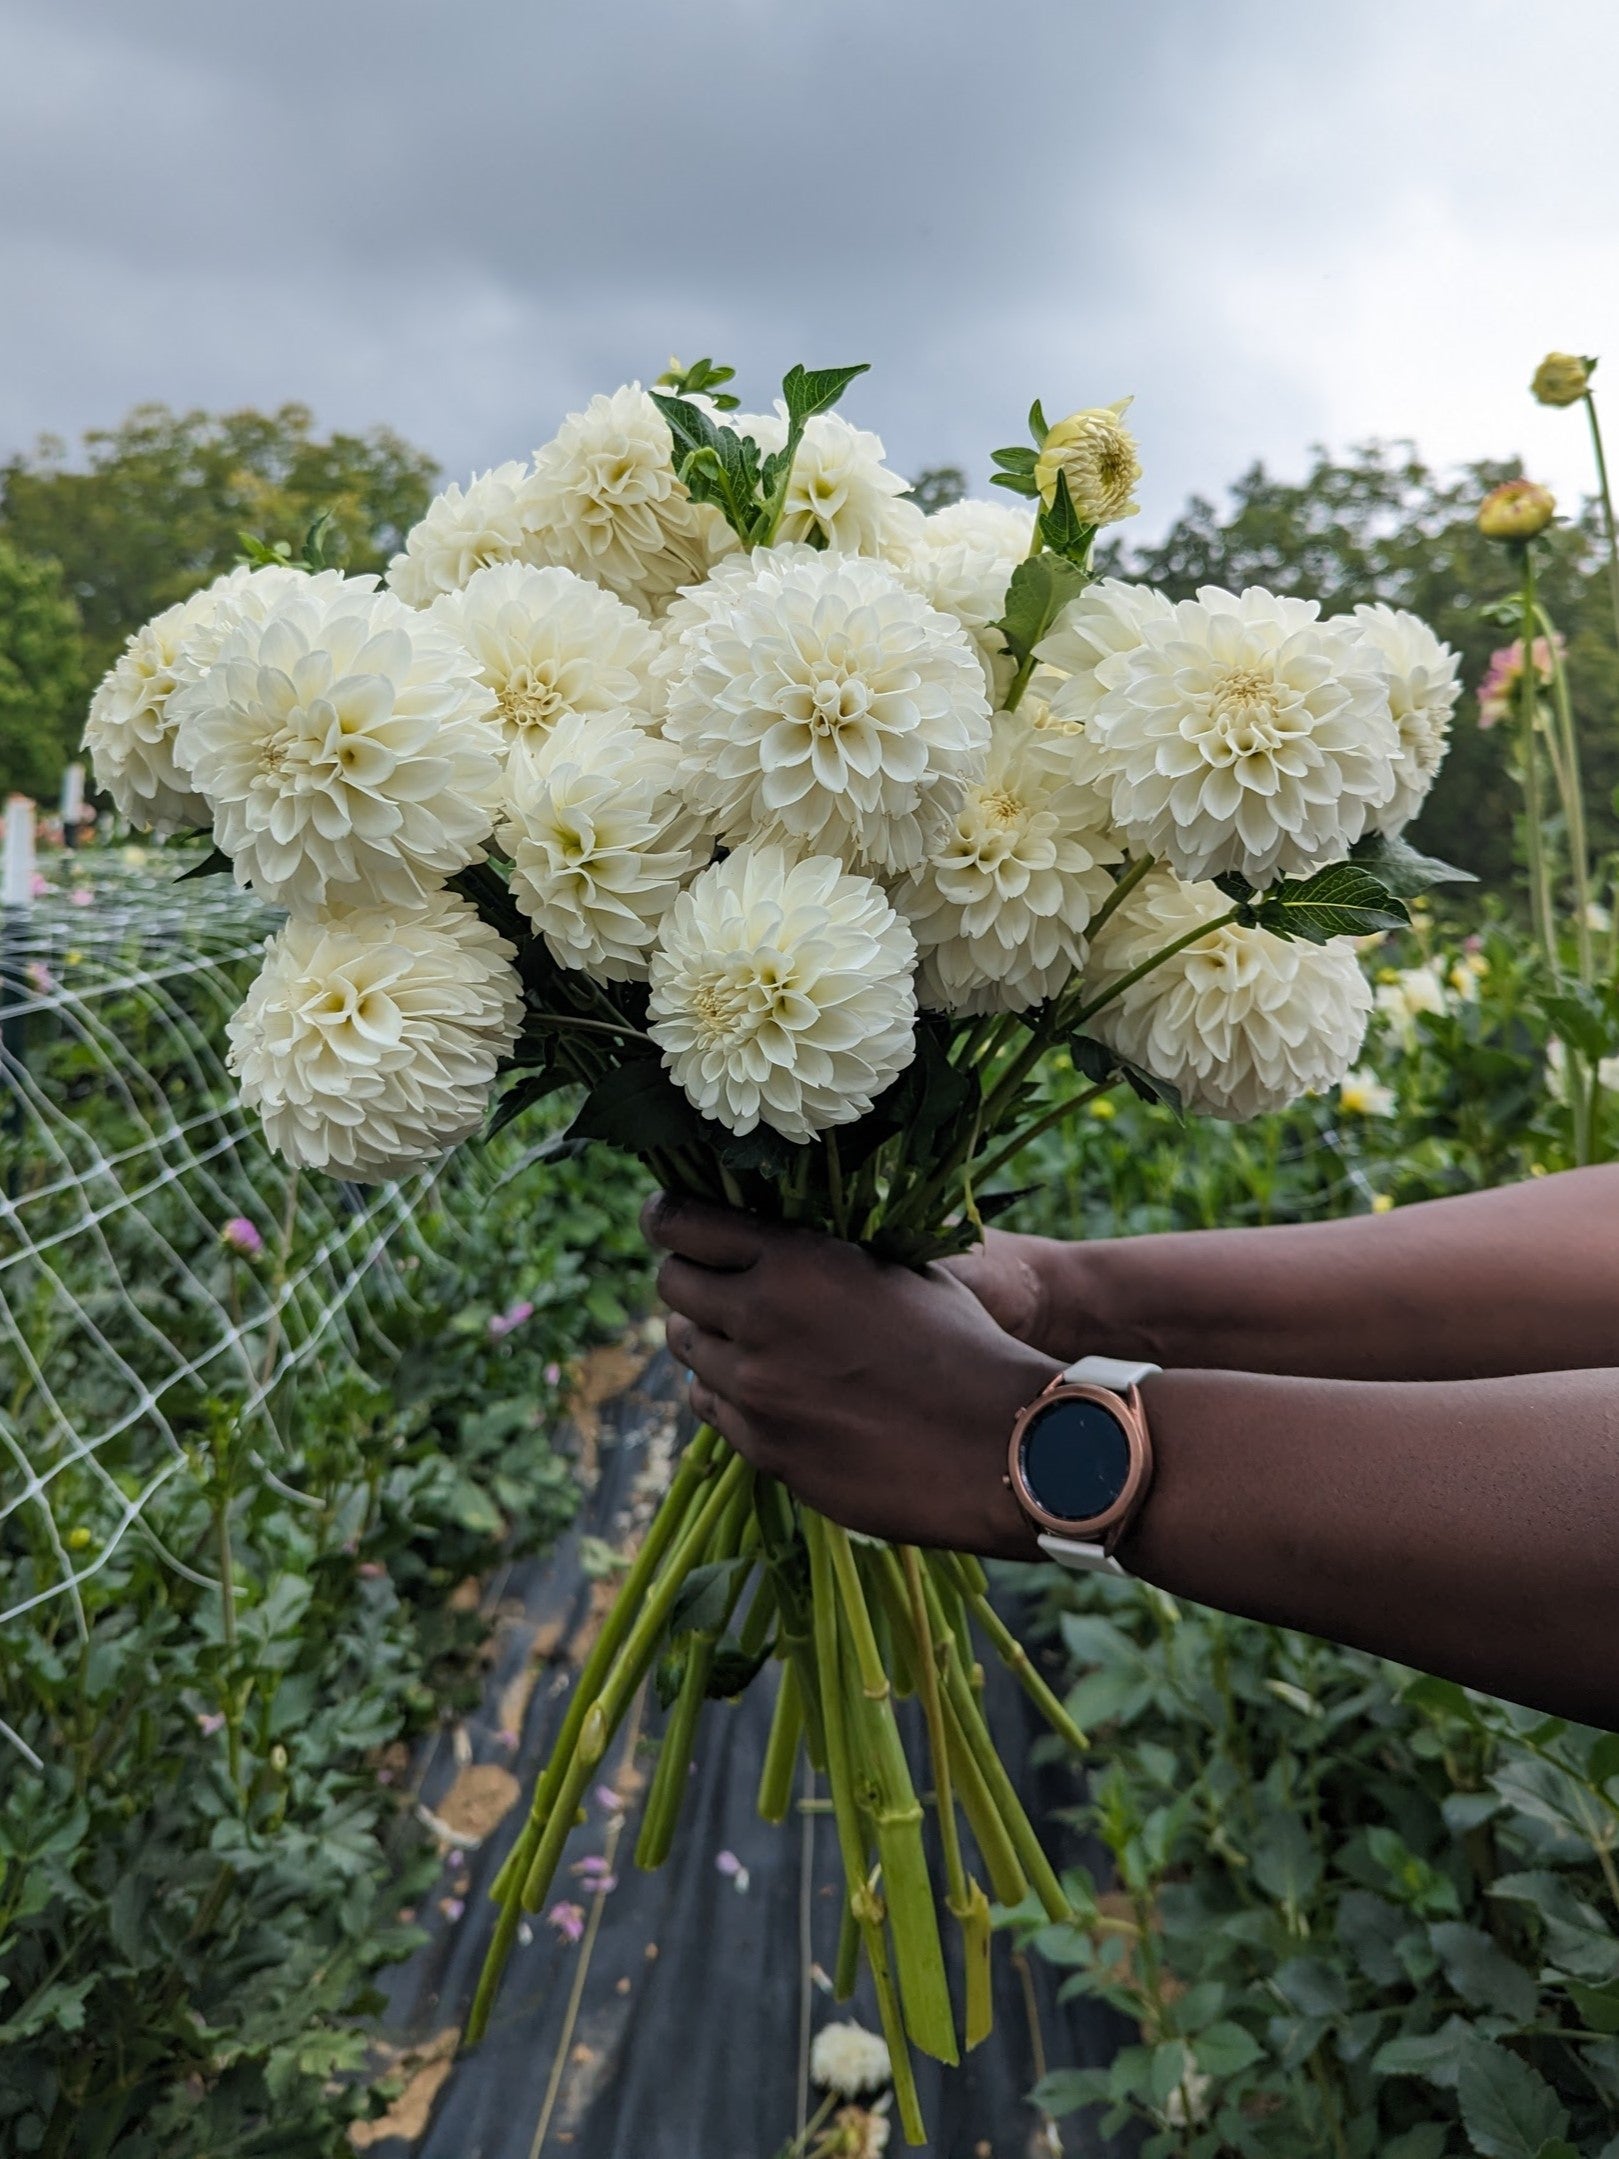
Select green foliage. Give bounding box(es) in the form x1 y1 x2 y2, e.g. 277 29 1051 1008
1100 442 1619 889
0 402 438 685
909 466 967 515
0 537 89 798
652 356 868 548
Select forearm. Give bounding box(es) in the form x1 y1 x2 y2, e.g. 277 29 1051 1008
1115 1364 1619 1726
1037 1165 1619 1380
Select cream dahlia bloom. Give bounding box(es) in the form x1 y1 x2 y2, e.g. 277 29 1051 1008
895 516 1025 704
227 890 522 1180
1347 602 1462 832
1084 871 1372 1121
527 385 734 615
810 2021 893 2099
1038 578 1175 739
661 551 991 876
431 562 663 770
648 845 917 1141
1338 1064 1396 1117
733 407 919 559
903 717 1121 1014
920 497 1036 558
82 576 265 836
501 710 708 981
387 462 548 608
170 566 364 688
172 580 502 914
1083 585 1400 886
1034 399 1142 526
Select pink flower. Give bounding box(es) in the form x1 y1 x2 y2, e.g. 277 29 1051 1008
28 871 51 897
715 1849 750 1892
358 1560 387 1580
69 887 92 908
488 1298 536 1340
496 1727 520 1751
220 1216 265 1258
1478 633 1563 730
196 1711 226 1737
24 961 54 994
439 1896 466 1922
544 1362 563 1387
572 1855 618 1894
594 1784 626 1814
547 1900 587 1945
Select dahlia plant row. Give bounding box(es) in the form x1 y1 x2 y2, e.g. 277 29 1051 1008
84 357 1470 2139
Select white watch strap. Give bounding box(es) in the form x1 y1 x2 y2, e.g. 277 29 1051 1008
1040 1354 1161 1580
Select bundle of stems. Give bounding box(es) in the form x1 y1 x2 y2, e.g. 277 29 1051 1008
468 1421 1087 2145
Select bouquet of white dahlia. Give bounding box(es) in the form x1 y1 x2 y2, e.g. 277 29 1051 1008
84 358 1469 2141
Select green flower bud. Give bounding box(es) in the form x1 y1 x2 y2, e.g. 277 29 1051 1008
1477 479 1556 540
1530 352 1595 407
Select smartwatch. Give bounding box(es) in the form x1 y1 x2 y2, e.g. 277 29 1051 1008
1006 1354 1160 1577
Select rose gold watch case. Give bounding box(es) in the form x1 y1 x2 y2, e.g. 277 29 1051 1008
1006 1378 1154 1549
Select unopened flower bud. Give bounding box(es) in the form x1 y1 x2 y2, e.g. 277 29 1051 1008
1530 352 1594 407
220 1215 265 1258
1033 398 1142 526
1477 479 1556 541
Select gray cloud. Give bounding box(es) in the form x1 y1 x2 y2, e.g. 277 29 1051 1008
4 0 1618 533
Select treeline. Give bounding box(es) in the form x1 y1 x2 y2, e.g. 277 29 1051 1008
2 410 1614 891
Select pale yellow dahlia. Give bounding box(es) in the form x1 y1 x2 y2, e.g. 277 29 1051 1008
732 407 920 559
1347 602 1461 833
1034 399 1142 526
386 462 549 608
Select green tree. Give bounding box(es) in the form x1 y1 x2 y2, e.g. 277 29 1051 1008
0 538 90 799
1101 441 1619 889
0 402 439 685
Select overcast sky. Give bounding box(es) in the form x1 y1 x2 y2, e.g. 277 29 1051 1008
4 0 1618 537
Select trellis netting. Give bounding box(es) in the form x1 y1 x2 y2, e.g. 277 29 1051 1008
0 842 463 1762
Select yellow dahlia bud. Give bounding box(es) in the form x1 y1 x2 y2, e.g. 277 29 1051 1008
1477 479 1556 541
1034 398 1142 525
1530 352 1594 407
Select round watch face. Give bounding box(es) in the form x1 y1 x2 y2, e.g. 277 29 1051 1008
1018 1393 1133 1527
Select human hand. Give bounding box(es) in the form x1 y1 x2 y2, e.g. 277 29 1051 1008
941 1227 1068 1358
643 1195 1062 1558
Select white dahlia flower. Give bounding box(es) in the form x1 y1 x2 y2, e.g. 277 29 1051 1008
82 575 266 836
903 717 1121 1014
733 407 919 559
501 710 708 981
920 497 1036 558
1083 585 1401 886
227 889 522 1181
895 520 1024 705
1348 602 1462 833
1038 578 1175 737
170 566 365 688
387 461 548 608
172 580 502 914
1084 871 1372 1121
431 562 663 771
527 384 734 615
661 550 991 877
810 2020 893 2099
648 845 917 1142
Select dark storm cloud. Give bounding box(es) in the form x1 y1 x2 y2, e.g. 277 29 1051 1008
3 0 1618 527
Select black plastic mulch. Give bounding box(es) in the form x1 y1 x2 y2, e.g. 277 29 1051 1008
370 1351 1132 2159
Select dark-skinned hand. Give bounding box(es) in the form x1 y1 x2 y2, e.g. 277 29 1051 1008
643 1194 1062 1558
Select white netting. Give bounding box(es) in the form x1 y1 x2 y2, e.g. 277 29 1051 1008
0 848 462 1729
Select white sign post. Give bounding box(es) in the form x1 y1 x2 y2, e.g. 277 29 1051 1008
3 796 37 911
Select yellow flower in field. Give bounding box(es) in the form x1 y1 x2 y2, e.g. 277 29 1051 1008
1339 1066 1396 1118
1088 1096 1117 1119
1531 352 1593 407
1034 399 1142 526
1478 479 1556 541
67 1526 93 1551
1371 1193 1395 1214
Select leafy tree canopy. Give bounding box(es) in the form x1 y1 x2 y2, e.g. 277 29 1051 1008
0 402 439 687
0 538 89 799
1101 441 1619 888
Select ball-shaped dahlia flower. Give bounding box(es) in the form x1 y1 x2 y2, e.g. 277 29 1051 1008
732 407 920 559
648 844 917 1142
1347 602 1462 833
386 461 548 608
919 497 1036 558
661 550 991 877
501 709 708 981
1083 870 1372 1121
894 515 1026 705
172 579 503 915
227 889 522 1180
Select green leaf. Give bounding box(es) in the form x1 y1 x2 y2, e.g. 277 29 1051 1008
1192 2019 1262 2077
1539 989 1619 1064
1249 862 1411 943
1372 2014 1474 2088
175 845 233 881
994 551 1089 667
990 444 1039 474
779 362 869 427
1036 469 1096 564
1028 398 1049 446
706 1639 772 1700
1383 2129 1450 2159
1428 1922 1539 2022
1455 2038 1569 2159
566 1056 703 1156
1249 1808 1322 1909
1029 2067 1111 2117
1563 1975 1619 2034
666 1556 751 1640
1589 1731 1619 1788
650 389 723 463
1273 1955 1348 2017
1351 828 1477 897
484 1067 575 1139
990 469 1041 499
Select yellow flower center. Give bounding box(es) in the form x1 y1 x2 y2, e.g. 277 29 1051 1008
498 667 564 735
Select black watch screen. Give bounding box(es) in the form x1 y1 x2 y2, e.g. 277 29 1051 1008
1019 1393 1133 1525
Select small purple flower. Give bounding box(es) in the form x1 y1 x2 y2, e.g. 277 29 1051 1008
594 1784 625 1814
548 1900 586 1945
488 1298 535 1340
715 1849 750 1892
573 1855 618 1894
196 1711 226 1737
438 1896 465 1922
496 1727 520 1751
221 1216 264 1259
544 1361 562 1387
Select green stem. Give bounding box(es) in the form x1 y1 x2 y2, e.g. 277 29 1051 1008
969 1081 1115 1191
950 1568 1090 1756
1071 910 1244 1030
757 1660 804 1824
1536 599 1594 979
1086 852 1154 941
1584 390 1619 658
1518 548 1559 971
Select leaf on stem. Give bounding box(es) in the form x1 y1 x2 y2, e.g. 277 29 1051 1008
566 1056 705 1154
1246 863 1411 944
780 362 870 427
994 552 1088 667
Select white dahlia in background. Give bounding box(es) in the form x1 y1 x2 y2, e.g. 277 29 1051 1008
527 385 734 615
810 2019 893 2099
895 516 1025 704
431 563 664 770
172 580 501 914
387 461 548 608
227 890 522 1180
648 845 917 1142
1084 870 1372 1121
1083 585 1400 886
171 565 365 686
921 496 1036 558
501 710 708 981
82 576 264 835
732 407 920 559
662 550 991 876
1347 602 1462 833
1038 578 1175 737
903 718 1121 1014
